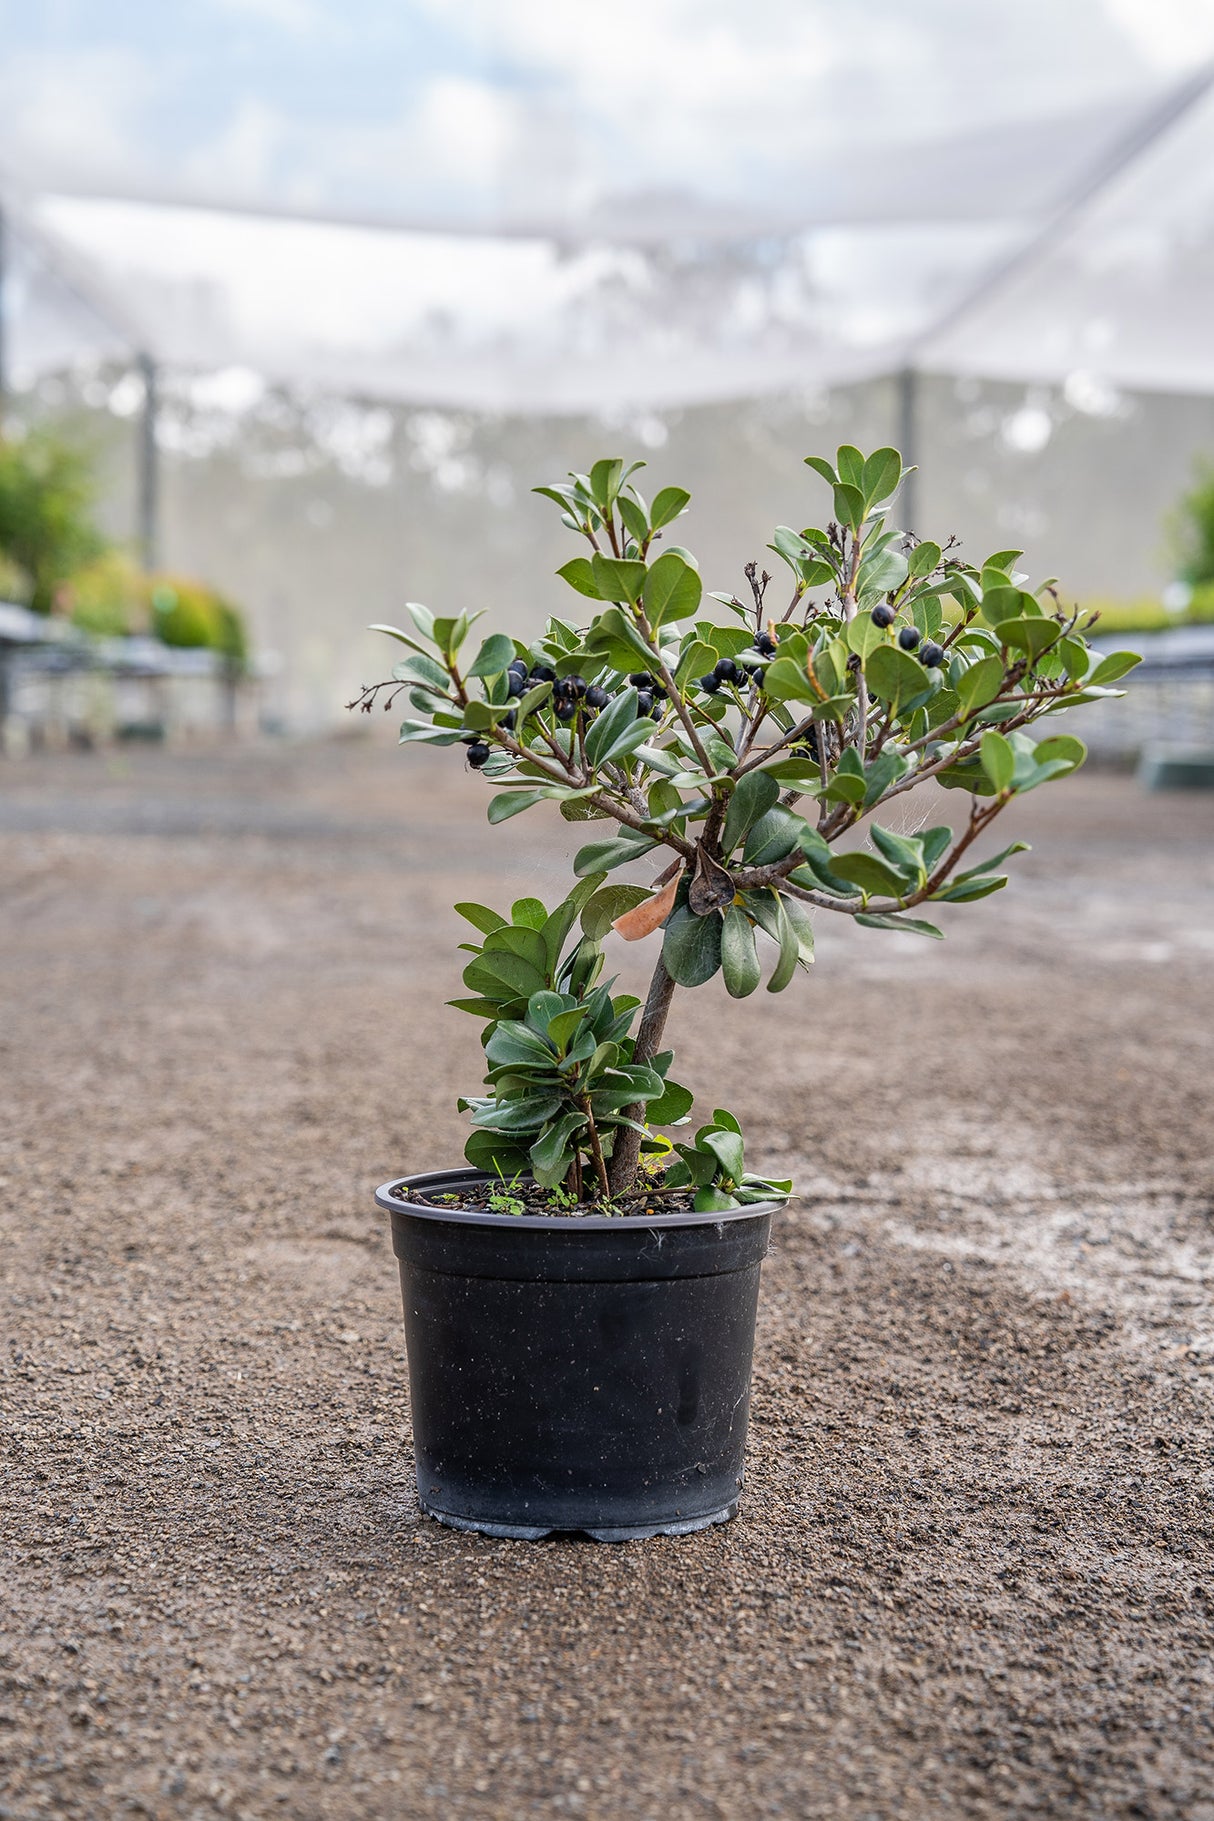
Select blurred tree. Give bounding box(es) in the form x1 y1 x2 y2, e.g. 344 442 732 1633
0 429 106 613
1174 460 1214 588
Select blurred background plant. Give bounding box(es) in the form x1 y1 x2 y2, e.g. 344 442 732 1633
0 429 105 613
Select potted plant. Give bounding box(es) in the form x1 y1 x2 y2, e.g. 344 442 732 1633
351 445 1138 1541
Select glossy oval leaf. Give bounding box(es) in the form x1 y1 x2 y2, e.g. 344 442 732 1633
720 905 761 998
662 905 723 987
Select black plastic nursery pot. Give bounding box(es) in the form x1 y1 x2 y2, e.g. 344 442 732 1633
374 1169 781 1542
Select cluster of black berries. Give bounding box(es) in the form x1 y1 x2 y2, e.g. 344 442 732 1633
870 607 945 668
625 672 667 720
506 656 554 698
698 632 775 695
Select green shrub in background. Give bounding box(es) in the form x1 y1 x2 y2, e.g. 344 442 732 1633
1175 463 1214 589
1078 587 1214 635
65 551 147 638
0 429 106 613
150 577 248 670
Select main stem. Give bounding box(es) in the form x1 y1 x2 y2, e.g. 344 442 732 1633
607 953 678 1195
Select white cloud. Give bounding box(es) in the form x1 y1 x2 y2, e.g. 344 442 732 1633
0 47 158 185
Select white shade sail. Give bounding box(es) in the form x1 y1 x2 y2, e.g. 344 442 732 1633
6 76 1214 412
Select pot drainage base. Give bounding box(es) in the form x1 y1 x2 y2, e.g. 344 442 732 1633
419 1499 739 1543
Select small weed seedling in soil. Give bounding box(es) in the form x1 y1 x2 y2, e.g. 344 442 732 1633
353 447 1138 1214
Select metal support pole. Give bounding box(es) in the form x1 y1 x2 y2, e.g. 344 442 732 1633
895 365 918 533
137 351 159 572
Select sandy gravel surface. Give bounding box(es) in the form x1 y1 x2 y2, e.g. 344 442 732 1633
2 737 1213 1821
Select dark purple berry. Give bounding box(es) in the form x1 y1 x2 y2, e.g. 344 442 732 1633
754 632 778 656
507 657 528 678
554 698 576 721
714 658 739 683
871 605 895 629
466 742 490 768
635 690 654 715
898 626 922 651
627 672 654 689
530 664 557 683
920 641 945 668
584 685 610 710
507 671 526 697
566 675 587 696
698 673 722 694
502 710 517 730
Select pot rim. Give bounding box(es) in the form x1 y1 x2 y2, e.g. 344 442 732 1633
375 1169 787 1233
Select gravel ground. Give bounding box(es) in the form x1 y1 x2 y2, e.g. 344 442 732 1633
2 737 1213 1821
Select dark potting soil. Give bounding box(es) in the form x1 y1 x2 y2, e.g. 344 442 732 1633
391 1178 702 1218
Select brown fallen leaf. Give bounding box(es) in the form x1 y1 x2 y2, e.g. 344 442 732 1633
613 876 679 941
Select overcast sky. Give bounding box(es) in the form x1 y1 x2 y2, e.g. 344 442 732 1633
2 0 1214 223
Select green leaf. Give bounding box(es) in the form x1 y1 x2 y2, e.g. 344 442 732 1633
865 643 930 709
398 720 462 746
650 485 691 530
694 1186 741 1213
846 612 888 659
580 884 652 940
861 447 902 510
979 729 1015 794
464 1128 530 1179
721 770 780 855
557 557 600 599
662 906 723 987
743 806 808 866
467 633 517 678
995 616 1062 661
618 493 649 546
950 840 1029 885
483 924 549 974
487 789 547 824
529 1112 587 1190
721 905 761 998
702 1126 746 1181
462 951 547 1003
591 553 647 604
370 620 431 658
931 875 1008 903
855 913 944 938
446 997 501 1018
837 445 865 488
454 901 507 935
829 851 908 899
485 1021 557 1070
645 1076 694 1125
761 656 818 704
957 654 1004 717
589 457 624 512
1088 649 1142 686
871 824 927 886
832 482 866 531
780 894 815 962
766 896 800 993
643 551 702 628
862 747 909 807
1032 733 1086 772
803 455 837 486
511 897 548 930
908 540 942 578
583 606 656 670
979 583 1026 627
584 688 638 767
573 833 658 876
472 1093 565 1134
